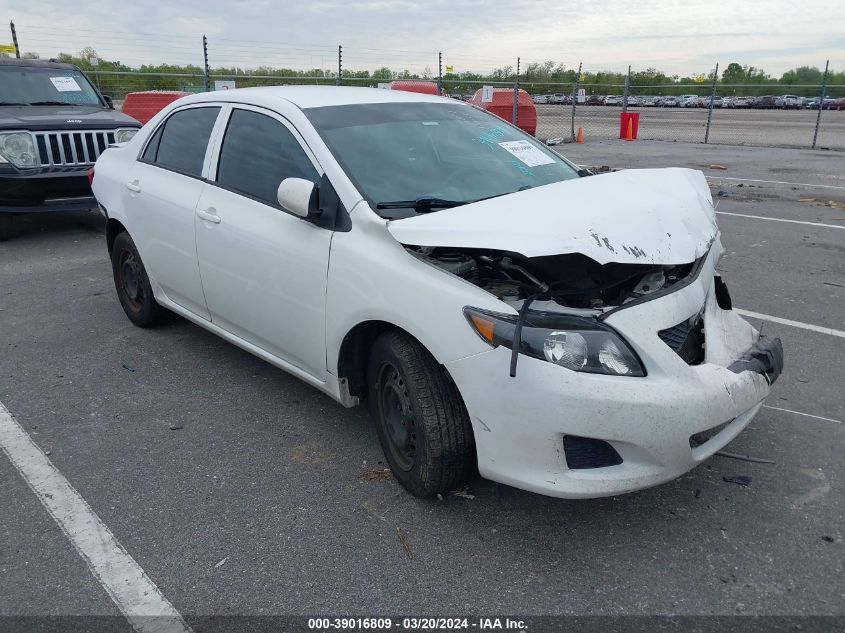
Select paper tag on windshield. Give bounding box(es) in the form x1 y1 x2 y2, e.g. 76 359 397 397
498 140 555 167
50 76 82 92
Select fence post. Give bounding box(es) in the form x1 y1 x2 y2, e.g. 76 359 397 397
336 45 342 86
202 35 210 92
570 62 582 142
512 57 520 126
704 62 719 144
622 65 630 113
437 51 443 96
812 59 829 149
10 20 20 58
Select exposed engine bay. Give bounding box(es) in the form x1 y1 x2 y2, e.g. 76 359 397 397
408 246 700 312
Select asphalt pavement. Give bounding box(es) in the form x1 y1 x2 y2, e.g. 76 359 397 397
1 141 843 626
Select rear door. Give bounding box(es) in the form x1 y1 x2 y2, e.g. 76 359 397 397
123 105 222 319
194 105 332 379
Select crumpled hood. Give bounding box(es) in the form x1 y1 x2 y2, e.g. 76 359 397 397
0 105 140 130
387 168 718 265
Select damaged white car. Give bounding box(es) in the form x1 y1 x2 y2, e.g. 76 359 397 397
91 86 783 499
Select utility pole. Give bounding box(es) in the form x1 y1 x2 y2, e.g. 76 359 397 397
438 51 443 96
704 62 719 144
336 45 342 86
202 35 210 92
812 59 829 149
570 62 582 142
10 21 20 58
622 65 631 112
512 57 520 126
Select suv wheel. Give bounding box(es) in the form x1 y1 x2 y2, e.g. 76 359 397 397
111 232 167 327
368 331 476 497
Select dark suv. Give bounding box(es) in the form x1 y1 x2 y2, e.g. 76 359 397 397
0 59 140 239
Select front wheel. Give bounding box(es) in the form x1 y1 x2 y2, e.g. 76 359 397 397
368 331 476 498
110 232 167 327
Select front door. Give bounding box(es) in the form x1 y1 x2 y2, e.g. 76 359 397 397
194 106 331 380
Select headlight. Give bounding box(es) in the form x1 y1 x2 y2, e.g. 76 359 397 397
114 128 139 143
464 307 646 377
0 132 37 168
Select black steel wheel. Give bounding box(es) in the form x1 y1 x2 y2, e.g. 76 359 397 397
368 330 476 498
110 232 167 327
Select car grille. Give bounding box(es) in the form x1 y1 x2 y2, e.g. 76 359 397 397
659 312 705 365
34 130 116 167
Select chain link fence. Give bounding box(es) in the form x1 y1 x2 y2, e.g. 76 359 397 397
8 18 841 152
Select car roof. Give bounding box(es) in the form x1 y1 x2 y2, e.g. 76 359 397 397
176 85 451 110
0 58 78 70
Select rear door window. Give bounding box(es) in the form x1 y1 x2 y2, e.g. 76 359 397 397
148 107 220 178
215 108 319 207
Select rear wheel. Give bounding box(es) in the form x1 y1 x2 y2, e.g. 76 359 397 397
368 331 476 498
111 232 167 327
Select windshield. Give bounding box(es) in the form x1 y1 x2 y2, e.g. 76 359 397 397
304 102 579 217
0 66 103 106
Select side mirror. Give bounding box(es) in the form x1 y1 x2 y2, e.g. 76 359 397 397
277 177 319 219
103 95 114 110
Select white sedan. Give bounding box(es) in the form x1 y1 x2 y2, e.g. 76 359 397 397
91 86 783 499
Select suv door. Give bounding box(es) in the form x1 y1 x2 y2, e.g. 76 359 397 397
125 105 222 320
194 105 331 380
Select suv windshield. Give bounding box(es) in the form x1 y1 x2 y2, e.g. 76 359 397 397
0 66 103 106
304 102 579 217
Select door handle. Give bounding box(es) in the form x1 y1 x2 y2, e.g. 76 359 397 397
197 207 221 224
125 180 141 193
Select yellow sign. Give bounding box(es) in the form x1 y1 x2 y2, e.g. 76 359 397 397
694 74 707 83
0 44 17 53
579 73 585 81
445 65 454 73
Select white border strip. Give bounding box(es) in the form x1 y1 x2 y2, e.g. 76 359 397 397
716 211 845 230
763 405 842 425
0 401 192 633
735 308 845 339
705 176 845 191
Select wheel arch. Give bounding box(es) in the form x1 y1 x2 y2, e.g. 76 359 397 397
106 218 128 255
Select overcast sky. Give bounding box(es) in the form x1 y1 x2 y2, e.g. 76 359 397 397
5 0 844 76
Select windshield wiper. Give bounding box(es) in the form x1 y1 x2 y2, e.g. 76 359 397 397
29 101 79 106
376 196 471 212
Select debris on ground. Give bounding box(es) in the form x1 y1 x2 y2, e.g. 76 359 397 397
360 468 393 482
396 527 413 560
723 475 752 486
121 363 135 372
214 556 229 568
169 424 183 431
799 197 815 203
717 190 729 197
715 451 776 465
450 486 475 500
546 137 564 146
821 535 835 543
709 164 728 170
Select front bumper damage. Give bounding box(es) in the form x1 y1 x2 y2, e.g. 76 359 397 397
445 244 782 499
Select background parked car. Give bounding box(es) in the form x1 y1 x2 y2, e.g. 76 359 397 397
624 95 639 107
532 94 549 104
549 93 567 104
585 94 604 105
754 95 776 109
603 95 620 106
662 96 681 107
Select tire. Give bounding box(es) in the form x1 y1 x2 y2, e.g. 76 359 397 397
110 232 167 327
0 214 14 241
367 331 476 498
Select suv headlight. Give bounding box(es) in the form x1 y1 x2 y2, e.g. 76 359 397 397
464 307 646 377
0 132 38 168
114 128 139 143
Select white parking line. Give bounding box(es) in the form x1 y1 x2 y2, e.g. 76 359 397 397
763 405 842 425
716 211 845 230
705 176 845 190
734 308 845 339
0 401 192 633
